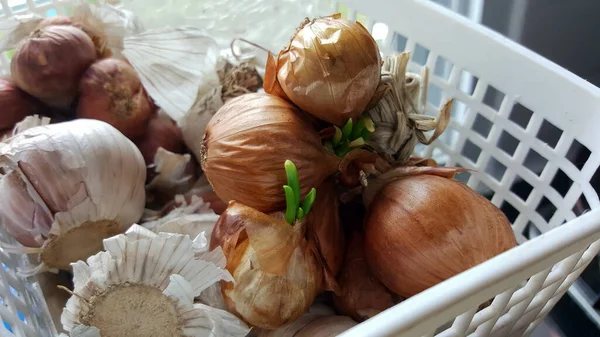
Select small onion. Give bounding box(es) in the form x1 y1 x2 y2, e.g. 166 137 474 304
134 111 185 165
36 16 111 58
77 58 153 139
0 78 41 130
11 25 96 109
210 201 322 329
201 93 340 212
266 14 381 126
333 231 396 322
364 173 517 298
307 178 345 291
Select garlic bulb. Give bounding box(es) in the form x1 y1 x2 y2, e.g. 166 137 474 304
211 201 322 329
0 119 146 273
61 224 249 337
367 53 452 164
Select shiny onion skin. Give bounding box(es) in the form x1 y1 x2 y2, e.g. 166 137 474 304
266 14 381 126
211 201 322 329
307 178 345 291
333 231 395 322
0 78 41 130
201 93 340 212
364 175 517 298
36 16 111 59
77 58 153 139
11 25 96 109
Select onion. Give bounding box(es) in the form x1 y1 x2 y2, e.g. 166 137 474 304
36 16 111 58
134 111 185 165
77 58 153 139
210 201 322 329
364 173 517 298
201 93 340 212
265 14 381 126
333 231 396 322
307 178 345 291
0 78 41 130
11 25 96 109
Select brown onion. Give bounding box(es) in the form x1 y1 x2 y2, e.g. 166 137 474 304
11 25 96 109
333 231 396 322
77 58 153 139
211 201 322 329
364 174 517 298
0 78 41 130
134 111 185 164
201 93 340 212
307 178 345 291
265 14 381 126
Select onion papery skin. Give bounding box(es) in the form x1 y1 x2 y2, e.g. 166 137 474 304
134 113 185 165
77 58 153 139
273 15 381 126
0 78 41 130
11 25 96 109
201 93 340 212
364 175 517 298
211 201 322 329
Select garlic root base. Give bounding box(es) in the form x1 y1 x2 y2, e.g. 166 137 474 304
79 283 183 337
40 220 121 270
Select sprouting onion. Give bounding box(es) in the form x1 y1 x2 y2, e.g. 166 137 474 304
324 117 375 157
283 160 317 225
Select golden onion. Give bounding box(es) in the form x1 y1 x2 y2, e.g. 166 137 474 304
265 14 382 126
201 93 340 213
364 172 517 298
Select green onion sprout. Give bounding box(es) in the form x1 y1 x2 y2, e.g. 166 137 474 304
283 160 318 225
326 117 375 157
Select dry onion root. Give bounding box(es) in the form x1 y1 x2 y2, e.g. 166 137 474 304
0 119 146 274
77 58 153 139
11 25 97 109
200 93 340 212
265 14 382 127
367 52 452 164
60 224 250 337
363 166 517 298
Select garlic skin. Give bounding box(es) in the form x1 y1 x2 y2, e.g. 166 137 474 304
211 201 322 329
0 119 146 272
61 224 249 337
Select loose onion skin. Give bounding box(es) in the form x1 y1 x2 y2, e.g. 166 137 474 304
0 78 41 130
211 201 322 329
11 25 96 109
364 175 517 298
333 231 396 322
77 58 153 139
201 93 340 212
268 14 381 126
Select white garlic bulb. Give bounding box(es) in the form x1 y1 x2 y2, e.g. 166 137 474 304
0 119 146 273
61 224 249 337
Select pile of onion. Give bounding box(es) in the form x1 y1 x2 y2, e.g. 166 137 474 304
265 14 382 126
77 58 153 139
11 25 97 109
201 93 340 212
363 168 517 298
0 78 41 131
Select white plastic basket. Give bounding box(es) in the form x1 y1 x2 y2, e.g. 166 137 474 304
0 0 599 336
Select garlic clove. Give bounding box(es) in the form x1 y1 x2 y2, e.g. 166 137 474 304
61 224 248 337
